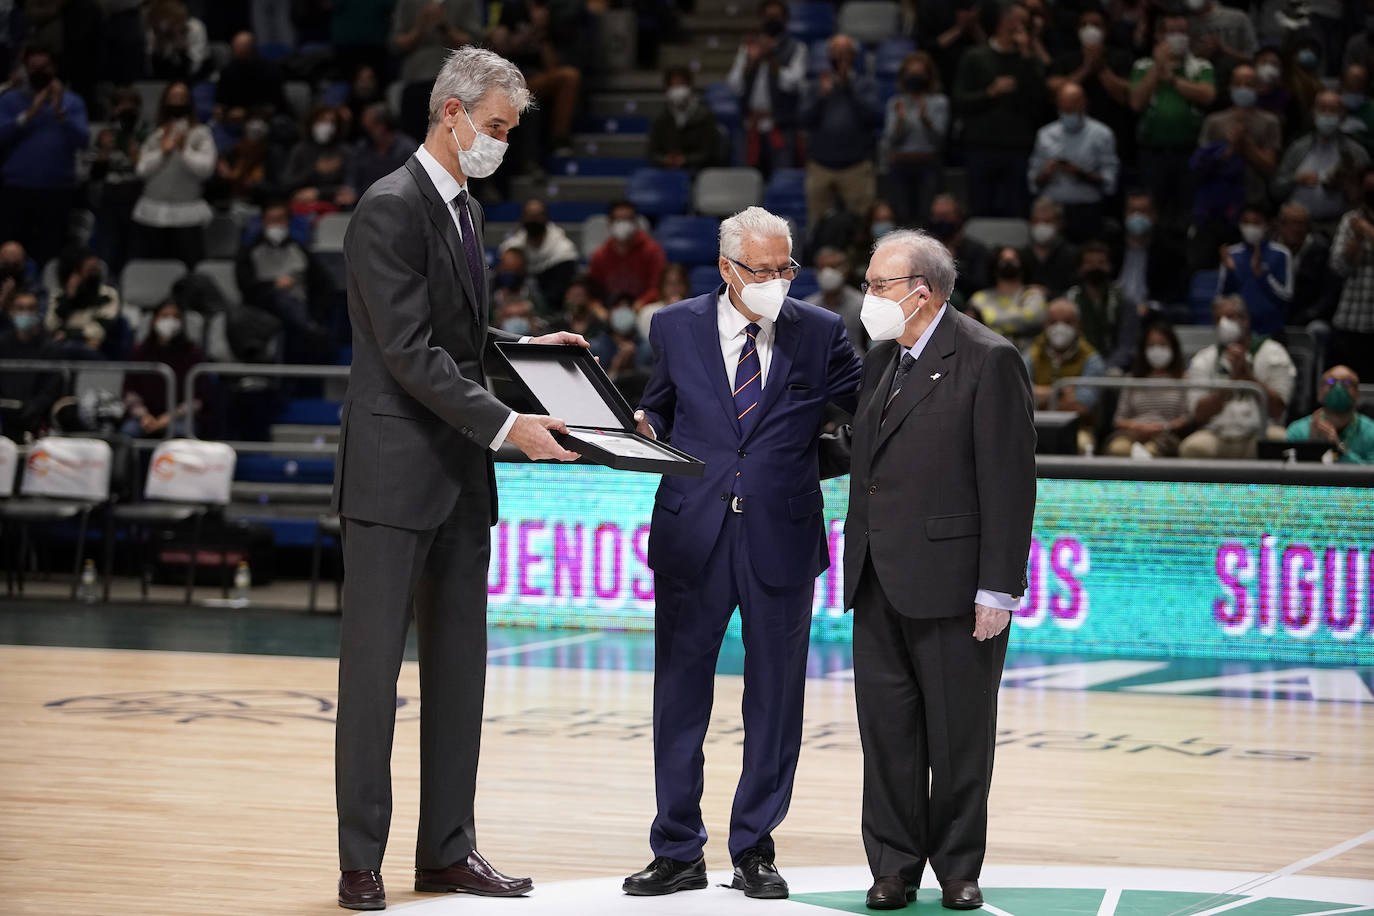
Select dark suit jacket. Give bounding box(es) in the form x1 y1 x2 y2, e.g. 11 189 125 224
639 289 863 589
331 154 516 530
843 307 1036 617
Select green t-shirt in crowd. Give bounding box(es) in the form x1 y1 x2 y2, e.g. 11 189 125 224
1130 54 1214 149
1286 412 1374 463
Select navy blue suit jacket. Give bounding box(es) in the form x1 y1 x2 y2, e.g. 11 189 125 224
639 288 863 589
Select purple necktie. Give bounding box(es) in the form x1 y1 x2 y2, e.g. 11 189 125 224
453 189 485 296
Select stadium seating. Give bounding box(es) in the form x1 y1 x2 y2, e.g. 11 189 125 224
693 168 764 217
788 2 837 41
626 168 692 216
873 38 915 78
120 260 188 310
963 218 1031 251
655 216 722 266
313 213 351 253
837 1 902 45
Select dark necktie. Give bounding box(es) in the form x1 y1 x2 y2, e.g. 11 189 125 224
452 189 485 297
884 351 917 416
733 322 763 436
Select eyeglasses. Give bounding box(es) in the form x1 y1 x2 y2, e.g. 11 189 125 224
728 257 800 283
860 274 926 296
1324 376 1357 390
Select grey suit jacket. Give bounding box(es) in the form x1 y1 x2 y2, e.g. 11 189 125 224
331 154 516 530
843 307 1037 617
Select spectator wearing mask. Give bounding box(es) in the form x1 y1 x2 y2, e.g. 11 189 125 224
282 105 357 212
1022 196 1079 297
349 103 419 196
214 115 276 207
0 46 90 268
802 34 880 230
87 87 146 275
499 199 580 310
1277 202 1337 326
235 200 332 354
1253 46 1303 140
1112 190 1189 307
492 297 547 338
1339 64 1374 152
952 2 1048 217
1287 365 1374 462
648 66 721 173
391 0 483 142
1328 166 1374 380
215 32 285 119
122 300 206 438
1192 64 1281 263
490 247 548 316
930 193 992 304
847 199 898 278
144 0 210 81
1105 321 1192 457
726 0 808 174
1217 204 1292 337
555 273 610 340
1180 296 1294 458
132 81 216 265
1024 297 1106 454
882 51 950 226
1274 90 1370 225
599 294 654 387
970 246 1048 351
0 288 63 441
46 245 123 356
636 262 690 340
1048 9 1136 164
1028 82 1119 242
803 246 866 355
489 0 584 158
1066 241 1140 371
1129 14 1217 229
1287 37 1325 113
588 201 667 304
1186 0 1257 67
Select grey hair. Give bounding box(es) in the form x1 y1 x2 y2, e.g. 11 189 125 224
1031 195 1063 219
872 229 958 301
428 47 532 129
719 206 793 261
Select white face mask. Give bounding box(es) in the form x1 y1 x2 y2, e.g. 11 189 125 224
1030 222 1057 245
1239 223 1265 246
729 263 789 321
1078 24 1104 46
1256 62 1280 85
451 104 508 179
154 316 182 340
1145 344 1174 369
1217 316 1243 345
312 121 335 144
610 219 637 242
264 225 288 245
860 282 925 341
817 266 845 292
666 85 692 106
1045 321 1078 351
1165 33 1190 56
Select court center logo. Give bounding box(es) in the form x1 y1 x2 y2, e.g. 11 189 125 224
45 689 420 725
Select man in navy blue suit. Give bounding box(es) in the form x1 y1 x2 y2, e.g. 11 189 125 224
623 206 863 900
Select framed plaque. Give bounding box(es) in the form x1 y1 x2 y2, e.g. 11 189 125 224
493 343 705 477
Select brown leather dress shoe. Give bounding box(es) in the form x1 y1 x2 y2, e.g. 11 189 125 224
941 878 983 910
866 875 917 910
414 850 533 897
338 870 385 910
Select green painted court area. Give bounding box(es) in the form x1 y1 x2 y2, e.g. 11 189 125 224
791 888 1374 915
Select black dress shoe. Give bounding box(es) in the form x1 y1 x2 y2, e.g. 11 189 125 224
622 856 709 895
414 850 532 896
731 848 788 899
866 875 917 910
941 878 983 910
338 870 385 910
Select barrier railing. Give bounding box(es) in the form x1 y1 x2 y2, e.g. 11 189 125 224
0 360 180 439
1048 376 1270 412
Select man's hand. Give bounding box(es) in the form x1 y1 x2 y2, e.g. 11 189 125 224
529 331 590 347
274 274 295 290
633 409 656 440
1223 342 1251 379
973 604 1011 641
988 75 1017 97
507 414 580 461
1311 413 1339 443
1295 170 1320 188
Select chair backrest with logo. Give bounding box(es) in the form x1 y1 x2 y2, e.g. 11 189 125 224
0 436 17 497
20 437 113 502
143 439 236 505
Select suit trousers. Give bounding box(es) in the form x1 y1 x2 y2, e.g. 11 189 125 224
335 490 491 872
852 559 1009 884
650 511 815 865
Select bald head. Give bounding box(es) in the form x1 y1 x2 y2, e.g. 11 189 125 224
1046 298 1080 326
1056 82 1086 114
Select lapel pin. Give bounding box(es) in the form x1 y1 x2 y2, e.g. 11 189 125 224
930 372 942 380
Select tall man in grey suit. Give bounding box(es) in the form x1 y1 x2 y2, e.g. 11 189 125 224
331 47 586 911
842 231 1036 912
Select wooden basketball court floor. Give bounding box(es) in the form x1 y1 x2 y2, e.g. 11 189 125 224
1 598 1372 915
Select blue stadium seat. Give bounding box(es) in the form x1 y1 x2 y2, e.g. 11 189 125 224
320 81 350 107
657 216 722 266
789 267 819 300
277 399 343 425
763 168 808 226
483 202 522 221
574 114 651 134
766 168 806 194
788 2 836 41
1189 269 1221 323
549 157 649 177
546 201 607 223
234 455 336 484
703 82 742 130
258 42 290 61
191 82 215 121
874 38 915 78
805 39 831 76
627 168 692 217
690 264 723 296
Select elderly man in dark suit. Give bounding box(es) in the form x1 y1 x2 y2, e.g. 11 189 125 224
332 46 586 911
842 230 1036 911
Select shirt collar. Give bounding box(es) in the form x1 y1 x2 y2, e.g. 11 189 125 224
415 145 468 205
717 287 775 338
902 303 948 362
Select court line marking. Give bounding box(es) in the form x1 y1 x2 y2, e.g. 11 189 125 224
1096 887 1121 915
982 905 1018 916
486 633 603 659
1187 897 1266 916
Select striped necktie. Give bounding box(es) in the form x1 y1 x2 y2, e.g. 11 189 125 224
883 351 917 419
733 322 763 435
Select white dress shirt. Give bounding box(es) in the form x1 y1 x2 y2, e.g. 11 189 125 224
415 145 521 450
717 289 776 389
896 304 1019 615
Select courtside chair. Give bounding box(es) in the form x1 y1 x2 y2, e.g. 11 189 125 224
0 436 113 598
102 439 236 605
